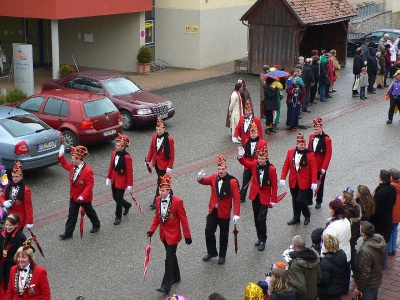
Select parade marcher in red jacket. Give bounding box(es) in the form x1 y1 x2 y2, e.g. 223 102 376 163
147 174 192 295
0 162 33 229
238 146 277 251
58 145 101 239
106 134 133 225
146 118 175 209
281 133 318 226
239 122 268 202
197 156 240 265
6 240 51 300
233 100 263 145
308 117 332 209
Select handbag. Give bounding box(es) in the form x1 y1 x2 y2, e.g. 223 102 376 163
352 76 360 91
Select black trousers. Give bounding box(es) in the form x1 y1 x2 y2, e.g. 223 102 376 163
111 185 131 218
388 96 400 121
161 241 180 292
240 169 252 201
152 165 167 206
65 199 100 235
368 74 376 92
205 208 230 258
290 185 310 220
310 83 318 103
265 110 274 128
252 195 268 243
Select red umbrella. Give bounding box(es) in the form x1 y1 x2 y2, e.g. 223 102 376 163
145 158 152 174
233 224 239 254
269 191 288 208
80 207 86 239
28 228 45 258
240 180 251 192
143 237 152 279
130 193 144 215
314 174 324 198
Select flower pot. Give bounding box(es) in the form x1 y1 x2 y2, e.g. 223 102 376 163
137 63 151 76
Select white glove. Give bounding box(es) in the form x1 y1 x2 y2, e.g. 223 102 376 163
232 137 239 143
58 145 65 157
238 146 245 157
311 183 317 190
2 200 13 209
280 180 286 187
232 215 240 224
166 168 172 173
321 169 326 174
127 186 132 193
197 170 206 180
269 202 277 208
106 178 111 187
26 224 34 229
77 196 84 201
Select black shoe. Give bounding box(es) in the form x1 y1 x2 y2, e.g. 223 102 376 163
240 198 246 203
315 203 321 209
377 85 383 89
287 219 300 225
304 217 310 225
123 203 132 215
90 227 100 233
258 242 265 251
387 120 392 124
59 233 73 240
172 278 181 284
367 91 376 94
303 109 311 113
202 253 218 261
113 218 121 225
149 203 156 210
384 85 389 87
298 116 302 119
156 287 169 295
326 95 332 99
218 257 225 265
264 129 272 135
255 240 261 247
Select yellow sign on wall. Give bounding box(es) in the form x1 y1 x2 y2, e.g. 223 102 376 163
185 25 200 34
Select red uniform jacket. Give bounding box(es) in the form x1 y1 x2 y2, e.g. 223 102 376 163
198 173 240 219
241 138 268 171
281 148 318 190
0 185 33 227
308 133 332 172
146 134 175 170
149 195 191 245
6 265 51 300
233 115 263 146
106 151 134 189
58 156 94 203
238 157 278 205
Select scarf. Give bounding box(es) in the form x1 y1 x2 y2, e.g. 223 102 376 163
114 150 128 175
244 136 259 157
156 132 171 159
313 132 328 154
5 178 25 201
294 148 311 169
257 161 271 186
217 174 239 199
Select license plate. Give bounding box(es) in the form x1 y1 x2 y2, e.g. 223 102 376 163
103 129 116 136
37 140 56 151
159 114 168 119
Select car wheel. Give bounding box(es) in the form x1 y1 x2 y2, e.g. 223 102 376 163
63 130 78 151
121 110 134 130
347 45 356 57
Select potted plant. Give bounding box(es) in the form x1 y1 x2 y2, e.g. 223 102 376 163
137 45 153 75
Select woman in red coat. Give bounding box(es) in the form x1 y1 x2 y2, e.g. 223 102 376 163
6 241 51 300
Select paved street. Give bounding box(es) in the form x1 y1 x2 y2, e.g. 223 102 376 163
3 60 400 299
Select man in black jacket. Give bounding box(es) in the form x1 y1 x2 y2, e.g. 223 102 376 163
352 47 364 97
301 58 315 111
367 49 378 94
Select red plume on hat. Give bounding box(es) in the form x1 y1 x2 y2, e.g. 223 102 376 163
296 132 306 144
257 146 268 159
12 161 23 175
117 134 130 148
159 173 172 189
156 118 165 128
313 117 323 128
244 99 252 111
217 155 227 167
22 237 34 251
70 145 89 159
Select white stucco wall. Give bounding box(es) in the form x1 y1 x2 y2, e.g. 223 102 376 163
58 13 144 72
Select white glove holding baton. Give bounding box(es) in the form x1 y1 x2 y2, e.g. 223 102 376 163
311 183 318 191
2 200 13 209
280 180 286 187
58 145 65 157
238 146 245 157
106 178 111 187
197 170 206 180
232 215 240 224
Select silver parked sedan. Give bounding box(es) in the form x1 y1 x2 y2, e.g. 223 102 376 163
0 106 62 170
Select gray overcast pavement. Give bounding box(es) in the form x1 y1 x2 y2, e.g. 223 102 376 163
19 59 400 299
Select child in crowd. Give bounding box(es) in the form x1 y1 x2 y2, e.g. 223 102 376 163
359 67 368 100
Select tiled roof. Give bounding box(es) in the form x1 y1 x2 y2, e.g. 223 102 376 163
285 0 357 25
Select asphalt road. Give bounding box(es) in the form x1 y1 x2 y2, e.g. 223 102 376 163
18 60 400 300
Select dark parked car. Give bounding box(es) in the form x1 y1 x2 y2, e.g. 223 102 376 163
347 29 400 57
0 106 62 170
41 70 175 130
14 89 123 150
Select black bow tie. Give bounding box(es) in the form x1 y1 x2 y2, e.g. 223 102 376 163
258 165 266 170
19 268 28 272
161 200 168 203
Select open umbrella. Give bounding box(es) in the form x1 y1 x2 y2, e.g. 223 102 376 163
80 207 86 239
28 228 45 258
233 224 239 254
145 158 152 174
143 237 152 279
130 192 144 215
265 70 289 78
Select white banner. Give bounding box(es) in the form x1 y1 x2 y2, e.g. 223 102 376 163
13 43 34 96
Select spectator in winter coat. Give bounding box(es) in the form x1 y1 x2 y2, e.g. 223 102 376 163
352 48 364 97
310 56 320 103
367 49 378 94
355 185 375 222
301 58 314 111
359 67 368 100
388 168 400 256
329 49 340 93
268 267 296 300
376 51 386 88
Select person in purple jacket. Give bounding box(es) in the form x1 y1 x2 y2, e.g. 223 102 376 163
386 69 400 124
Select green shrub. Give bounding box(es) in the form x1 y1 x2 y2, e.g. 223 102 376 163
59 64 75 78
137 46 153 63
3 90 27 103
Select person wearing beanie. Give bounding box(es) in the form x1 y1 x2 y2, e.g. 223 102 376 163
106 134 133 225
147 174 192 295
146 118 175 209
58 145 101 239
281 133 317 226
233 100 263 145
268 265 296 300
238 146 277 251
197 156 240 265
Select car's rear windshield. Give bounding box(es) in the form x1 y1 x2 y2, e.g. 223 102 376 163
83 97 118 118
0 113 50 137
103 77 141 96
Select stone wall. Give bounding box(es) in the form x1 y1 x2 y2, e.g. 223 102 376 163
349 11 392 38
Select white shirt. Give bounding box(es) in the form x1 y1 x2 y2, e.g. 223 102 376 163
72 163 84 181
160 194 170 218
114 154 120 167
295 151 303 171
259 169 264 182
156 136 164 151
18 264 30 290
243 116 252 133
313 137 320 152
250 142 256 156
